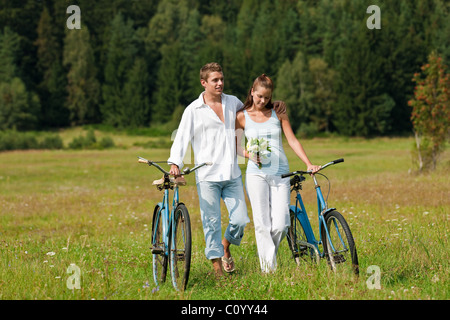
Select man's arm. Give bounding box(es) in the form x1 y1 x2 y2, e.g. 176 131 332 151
168 108 193 176
273 100 287 114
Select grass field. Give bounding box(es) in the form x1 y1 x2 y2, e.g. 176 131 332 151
0 131 448 300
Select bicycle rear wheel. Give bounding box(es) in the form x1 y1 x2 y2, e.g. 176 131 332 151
151 204 168 285
170 203 192 291
321 210 359 275
286 210 319 265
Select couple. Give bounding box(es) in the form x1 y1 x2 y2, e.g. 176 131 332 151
168 63 320 276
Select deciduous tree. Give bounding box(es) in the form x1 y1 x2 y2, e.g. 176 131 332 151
409 52 450 171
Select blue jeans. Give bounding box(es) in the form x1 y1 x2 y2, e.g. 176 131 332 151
196 176 250 260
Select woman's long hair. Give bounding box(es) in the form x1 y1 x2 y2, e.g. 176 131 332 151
243 74 274 110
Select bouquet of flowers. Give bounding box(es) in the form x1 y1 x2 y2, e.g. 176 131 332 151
246 137 271 169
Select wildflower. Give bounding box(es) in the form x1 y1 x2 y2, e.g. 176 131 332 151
46 251 56 256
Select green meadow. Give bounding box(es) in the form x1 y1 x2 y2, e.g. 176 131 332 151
0 130 448 300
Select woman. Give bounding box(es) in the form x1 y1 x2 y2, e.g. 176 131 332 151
235 74 320 273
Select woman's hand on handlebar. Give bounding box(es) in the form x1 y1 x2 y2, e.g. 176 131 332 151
307 164 321 174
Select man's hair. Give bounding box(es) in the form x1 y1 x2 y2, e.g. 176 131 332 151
200 62 223 82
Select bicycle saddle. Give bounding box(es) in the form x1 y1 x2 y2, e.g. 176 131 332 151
152 176 187 186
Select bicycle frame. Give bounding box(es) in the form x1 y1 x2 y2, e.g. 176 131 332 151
287 159 345 258
153 175 179 257
290 176 336 258
138 157 211 264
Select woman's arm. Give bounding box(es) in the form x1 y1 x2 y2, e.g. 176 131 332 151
235 111 260 165
279 112 321 173
235 111 247 159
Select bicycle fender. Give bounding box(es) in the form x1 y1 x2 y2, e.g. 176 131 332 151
175 202 186 209
321 208 336 216
290 205 299 214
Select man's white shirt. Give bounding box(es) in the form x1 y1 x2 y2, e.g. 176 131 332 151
168 92 244 182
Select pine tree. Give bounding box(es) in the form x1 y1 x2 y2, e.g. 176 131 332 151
121 58 151 127
35 5 68 128
0 78 40 130
180 9 204 101
273 51 309 133
148 1 197 125
63 25 100 125
153 42 183 124
101 12 138 126
307 57 337 133
0 27 40 130
331 2 394 137
0 27 19 83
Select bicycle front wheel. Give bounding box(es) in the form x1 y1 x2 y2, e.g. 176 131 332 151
170 203 192 291
321 210 359 275
151 204 168 286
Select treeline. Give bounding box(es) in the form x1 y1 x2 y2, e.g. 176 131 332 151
0 0 449 137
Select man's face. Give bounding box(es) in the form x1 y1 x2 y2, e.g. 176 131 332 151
201 71 224 97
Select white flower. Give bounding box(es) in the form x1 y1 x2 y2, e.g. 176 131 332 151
259 139 268 151
246 137 271 157
46 251 56 256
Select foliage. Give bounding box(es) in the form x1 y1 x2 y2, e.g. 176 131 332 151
0 130 63 151
35 5 69 128
68 129 115 150
0 0 449 137
0 27 41 130
409 52 450 171
63 25 100 125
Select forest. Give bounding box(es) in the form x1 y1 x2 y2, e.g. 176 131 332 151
1 0 449 137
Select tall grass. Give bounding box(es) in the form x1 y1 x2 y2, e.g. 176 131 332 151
0 137 448 300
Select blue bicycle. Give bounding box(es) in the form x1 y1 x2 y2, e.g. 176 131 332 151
138 156 210 290
282 158 359 275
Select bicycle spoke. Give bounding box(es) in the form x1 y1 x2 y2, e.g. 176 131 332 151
170 204 191 291
322 211 359 275
152 205 168 285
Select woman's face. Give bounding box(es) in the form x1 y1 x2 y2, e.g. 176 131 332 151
251 86 272 109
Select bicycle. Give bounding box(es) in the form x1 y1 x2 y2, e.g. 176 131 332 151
281 158 359 275
138 156 211 291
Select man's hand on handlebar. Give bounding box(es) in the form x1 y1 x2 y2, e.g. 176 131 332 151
169 164 181 177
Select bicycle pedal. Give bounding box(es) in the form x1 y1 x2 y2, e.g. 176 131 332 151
151 246 164 254
177 253 185 261
333 254 346 264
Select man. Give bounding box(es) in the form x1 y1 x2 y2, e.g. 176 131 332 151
168 62 285 277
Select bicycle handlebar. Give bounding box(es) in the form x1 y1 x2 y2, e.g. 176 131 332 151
281 158 344 178
138 156 212 176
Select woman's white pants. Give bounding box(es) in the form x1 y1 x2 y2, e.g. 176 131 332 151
245 174 290 272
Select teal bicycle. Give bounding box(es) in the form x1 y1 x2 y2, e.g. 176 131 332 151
282 158 359 275
138 156 210 290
